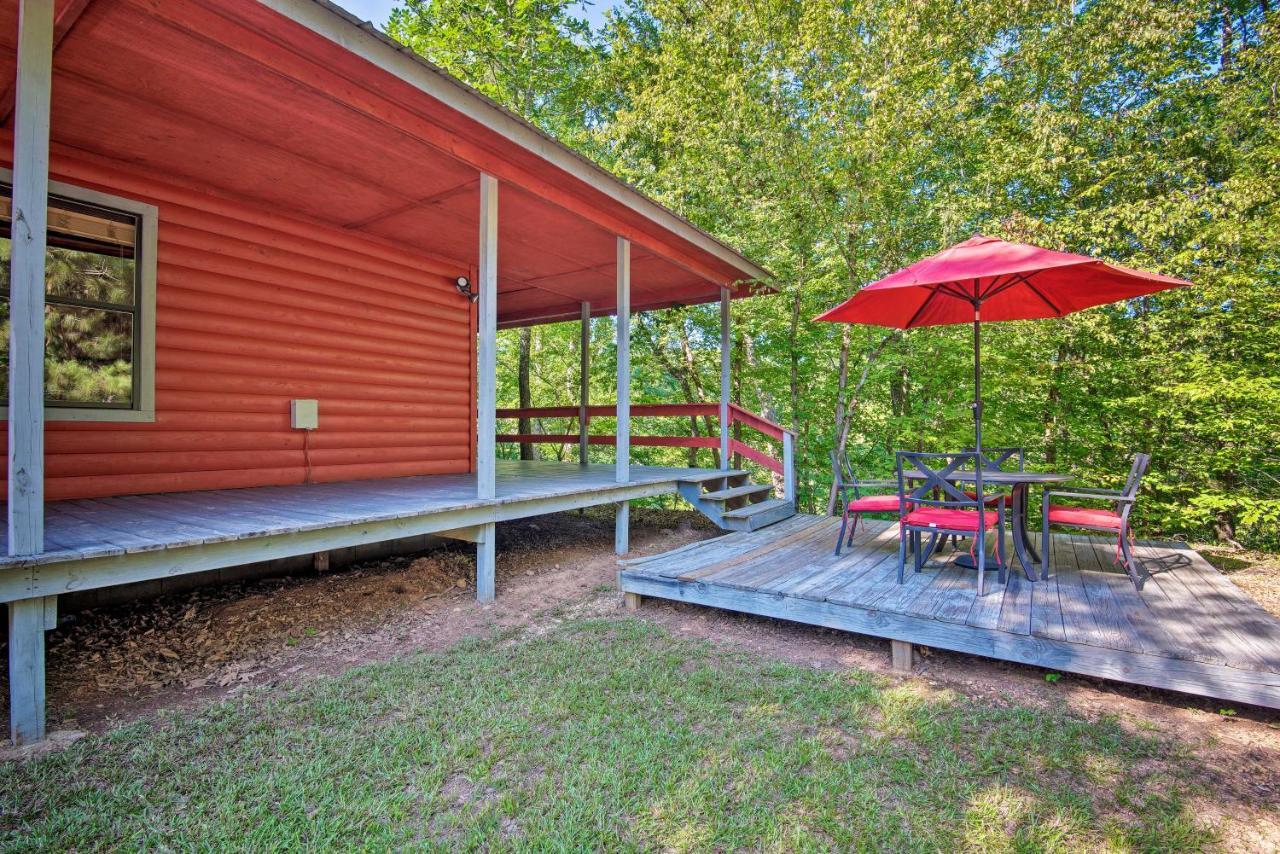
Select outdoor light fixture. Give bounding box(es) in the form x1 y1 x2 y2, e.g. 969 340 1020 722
455 275 478 302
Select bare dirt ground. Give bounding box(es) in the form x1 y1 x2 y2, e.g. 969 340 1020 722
3 507 1279 846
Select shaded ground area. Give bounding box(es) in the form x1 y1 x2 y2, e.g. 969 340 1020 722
4 506 718 733
2 508 1279 848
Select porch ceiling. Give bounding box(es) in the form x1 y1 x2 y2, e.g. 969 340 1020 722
0 0 769 327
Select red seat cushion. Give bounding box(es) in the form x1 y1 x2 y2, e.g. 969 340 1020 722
846 494 901 513
902 508 1000 532
964 490 1010 507
1047 504 1122 530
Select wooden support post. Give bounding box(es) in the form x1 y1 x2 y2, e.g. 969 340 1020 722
615 501 630 556
616 237 631 484
615 238 631 555
476 173 498 501
720 288 731 470
890 639 914 673
623 591 642 611
579 301 590 465
313 551 331 573
8 0 54 748
9 598 49 744
476 522 495 602
8 0 52 559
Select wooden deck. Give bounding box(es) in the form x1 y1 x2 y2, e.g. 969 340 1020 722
0 461 717 603
619 516 1280 709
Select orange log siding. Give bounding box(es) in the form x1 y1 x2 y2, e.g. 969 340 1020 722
1 147 477 500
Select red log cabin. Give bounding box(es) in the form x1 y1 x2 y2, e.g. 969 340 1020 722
0 0 786 743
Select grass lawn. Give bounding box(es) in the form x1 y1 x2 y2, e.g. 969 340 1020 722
1 617 1214 851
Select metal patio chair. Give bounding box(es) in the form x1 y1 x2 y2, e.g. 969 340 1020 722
896 451 1006 596
937 446 1024 552
1042 452 1151 589
831 449 899 556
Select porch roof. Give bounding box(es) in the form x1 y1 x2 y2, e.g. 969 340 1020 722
0 0 770 327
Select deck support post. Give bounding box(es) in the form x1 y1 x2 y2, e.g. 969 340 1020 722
719 289 731 470
579 301 590 464
890 639 914 673
476 173 498 502
8 0 55 747
615 237 631 555
9 597 52 745
476 522 495 602
475 174 497 599
623 591 642 611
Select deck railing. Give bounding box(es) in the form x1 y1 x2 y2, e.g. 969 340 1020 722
496 402 796 501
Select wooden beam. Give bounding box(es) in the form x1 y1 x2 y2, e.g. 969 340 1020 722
8 0 53 561
476 174 497 501
720 289 731 470
579 301 590 465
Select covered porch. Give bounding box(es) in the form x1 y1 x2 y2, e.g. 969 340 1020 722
1 0 777 744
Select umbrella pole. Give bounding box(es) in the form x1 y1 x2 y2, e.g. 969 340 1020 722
972 304 982 456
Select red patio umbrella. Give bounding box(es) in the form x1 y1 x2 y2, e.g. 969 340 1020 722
814 234 1191 453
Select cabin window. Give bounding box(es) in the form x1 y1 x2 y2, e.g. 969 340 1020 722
0 175 156 422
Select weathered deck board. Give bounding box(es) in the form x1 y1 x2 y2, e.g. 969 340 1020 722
0 461 727 603
619 516 1280 710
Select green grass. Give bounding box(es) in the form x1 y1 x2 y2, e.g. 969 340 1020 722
1 619 1214 851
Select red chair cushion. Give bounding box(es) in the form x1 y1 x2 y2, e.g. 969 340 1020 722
902 508 1000 532
846 494 901 513
1047 504 1122 530
964 491 1010 507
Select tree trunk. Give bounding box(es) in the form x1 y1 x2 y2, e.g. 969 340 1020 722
1043 341 1068 466
1221 1 1234 68
518 326 534 460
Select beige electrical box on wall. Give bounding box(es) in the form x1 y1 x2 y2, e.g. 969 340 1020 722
291 399 319 430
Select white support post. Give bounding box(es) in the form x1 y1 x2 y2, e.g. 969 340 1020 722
615 237 631 555
475 174 497 601
8 0 54 748
579 301 590 465
719 289 731 470
476 173 497 502
9 599 47 744
476 522 495 603
8 0 52 558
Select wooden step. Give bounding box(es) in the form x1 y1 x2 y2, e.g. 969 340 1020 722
677 469 748 484
700 483 773 503
721 498 796 531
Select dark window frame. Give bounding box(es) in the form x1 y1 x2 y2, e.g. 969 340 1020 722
2 184 144 409
0 171 157 423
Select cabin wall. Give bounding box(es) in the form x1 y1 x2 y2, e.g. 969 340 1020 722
1 148 477 500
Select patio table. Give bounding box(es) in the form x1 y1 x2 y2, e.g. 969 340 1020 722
903 469 1071 580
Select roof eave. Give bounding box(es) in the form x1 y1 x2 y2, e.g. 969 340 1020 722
256 0 771 285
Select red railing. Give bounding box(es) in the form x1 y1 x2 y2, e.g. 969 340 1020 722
496 402 795 499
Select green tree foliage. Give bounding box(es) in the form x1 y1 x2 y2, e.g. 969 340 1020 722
391 0 1280 547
